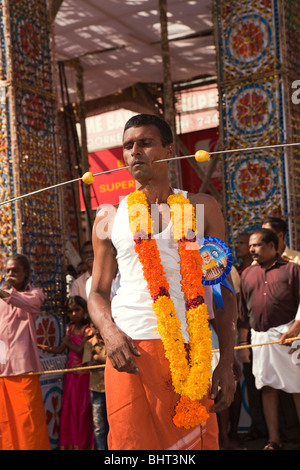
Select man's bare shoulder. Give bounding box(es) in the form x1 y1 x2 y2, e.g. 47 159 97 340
187 191 224 238
188 191 220 209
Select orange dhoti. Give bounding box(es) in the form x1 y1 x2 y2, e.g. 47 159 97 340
105 339 219 450
0 375 50 450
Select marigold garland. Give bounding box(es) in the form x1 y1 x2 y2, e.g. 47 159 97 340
127 190 212 429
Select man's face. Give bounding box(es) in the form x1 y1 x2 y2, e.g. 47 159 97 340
122 125 173 183
249 233 276 264
82 244 94 270
236 234 250 258
6 259 28 290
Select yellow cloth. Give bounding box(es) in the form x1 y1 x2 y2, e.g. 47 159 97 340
282 246 300 265
203 259 218 271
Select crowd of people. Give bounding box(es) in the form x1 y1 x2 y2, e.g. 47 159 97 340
1 114 300 451
226 220 300 450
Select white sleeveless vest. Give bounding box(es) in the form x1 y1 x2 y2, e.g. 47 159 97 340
111 190 213 341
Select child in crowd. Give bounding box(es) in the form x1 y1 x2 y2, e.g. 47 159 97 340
38 295 94 450
83 324 109 450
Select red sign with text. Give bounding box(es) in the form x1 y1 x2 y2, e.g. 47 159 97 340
80 147 135 210
79 129 221 211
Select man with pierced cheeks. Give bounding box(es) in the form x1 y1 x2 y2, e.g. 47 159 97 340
88 114 236 450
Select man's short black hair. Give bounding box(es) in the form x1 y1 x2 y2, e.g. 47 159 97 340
263 216 287 235
251 228 279 251
123 114 173 146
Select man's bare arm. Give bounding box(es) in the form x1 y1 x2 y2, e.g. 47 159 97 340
88 209 140 374
191 193 236 412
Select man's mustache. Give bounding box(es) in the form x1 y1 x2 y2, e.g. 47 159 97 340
6 276 17 282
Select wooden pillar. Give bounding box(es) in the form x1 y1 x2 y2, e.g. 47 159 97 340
74 59 93 239
159 0 179 188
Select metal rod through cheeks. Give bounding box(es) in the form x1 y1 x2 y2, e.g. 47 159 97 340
1 141 300 207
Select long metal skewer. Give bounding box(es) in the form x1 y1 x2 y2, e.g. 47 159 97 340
1 141 300 207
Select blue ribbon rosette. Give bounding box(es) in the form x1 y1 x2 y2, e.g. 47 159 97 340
198 236 235 309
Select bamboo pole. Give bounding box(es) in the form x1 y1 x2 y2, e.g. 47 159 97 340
74 59 93 238
4 336 298 379
158 0 179 188
212 336 300 353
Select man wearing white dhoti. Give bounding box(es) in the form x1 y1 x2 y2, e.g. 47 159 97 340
237 228 300 450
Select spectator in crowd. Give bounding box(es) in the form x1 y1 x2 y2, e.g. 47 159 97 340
262 216 300 265
83 324 109 450
261 217 300 439
235 232 252 274
0 254 50 450
70 241 94 300
66 264 77 295
235 231 267 442
210 269 244 450
38 295 94 450
238 228 300 450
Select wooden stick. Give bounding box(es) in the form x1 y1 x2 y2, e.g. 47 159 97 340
212 336 300 353
2 337 299 378
7 363 106 378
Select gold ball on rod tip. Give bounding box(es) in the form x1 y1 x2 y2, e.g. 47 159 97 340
82 172 95 184
194 150 210 162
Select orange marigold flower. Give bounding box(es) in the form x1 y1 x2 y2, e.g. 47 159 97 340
127 190 212 428
173 396 209 429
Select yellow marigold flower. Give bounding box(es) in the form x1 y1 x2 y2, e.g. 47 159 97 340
127 190 212 428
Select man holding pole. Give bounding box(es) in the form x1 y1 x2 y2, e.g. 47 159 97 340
238 228 300 450
0 254 50 450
